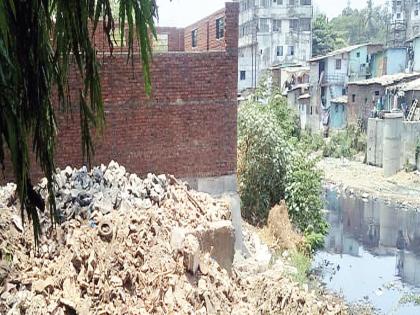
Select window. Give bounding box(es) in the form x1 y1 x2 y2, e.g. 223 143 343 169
335 104 339 112
259 18 269 32
152 34 169 52
276 46 283 56
356 52 361 58
261 0 272 7
289 0 295 5
287 46 294 56
216 18 225 39
310 106 313 115
375 90 380 96
336 59 342 70
415 10 419 16
352 94 356 102
275 0 283 4
191 29 198 48
240 71 246 80
397 13 401 19
273 19 282 32
300 18 311 31
342 88 346 95
289 19 299 31
300 0 311 4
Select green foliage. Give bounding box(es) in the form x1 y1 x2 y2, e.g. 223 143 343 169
288 251 311 285
0 0 157 243
314 2 390 55
238 87 327 250
237 99 291 223
329 2 389 46
285 153 328 247
312 14 346 56
298 130 325 153
322 125 366 159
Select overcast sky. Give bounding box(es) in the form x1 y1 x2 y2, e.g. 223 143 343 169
156 0 387 27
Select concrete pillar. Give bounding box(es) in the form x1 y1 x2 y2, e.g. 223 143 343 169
383 112 404 177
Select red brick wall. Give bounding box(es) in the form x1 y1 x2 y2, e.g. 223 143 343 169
1 2 239 183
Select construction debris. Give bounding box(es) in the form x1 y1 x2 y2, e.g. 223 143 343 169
0 161 348 314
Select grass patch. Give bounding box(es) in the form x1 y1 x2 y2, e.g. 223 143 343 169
289 251 311 285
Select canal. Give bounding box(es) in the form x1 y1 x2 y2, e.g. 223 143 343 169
314 186 420 314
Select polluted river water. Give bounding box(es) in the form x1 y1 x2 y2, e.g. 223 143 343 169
314 186 420 314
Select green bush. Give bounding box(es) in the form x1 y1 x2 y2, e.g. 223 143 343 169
298 129 325 152
237 100 290 223
238 88 327 250
285 152 328 249
322 125 366 158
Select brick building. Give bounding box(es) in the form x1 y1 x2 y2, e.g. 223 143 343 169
4 3 240 195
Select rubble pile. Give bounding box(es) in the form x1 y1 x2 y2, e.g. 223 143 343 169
0 161 348 314
233 227 347 315
0 161 236 314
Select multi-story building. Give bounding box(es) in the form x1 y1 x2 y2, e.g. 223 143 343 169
308 44 383 132
237 0 313 92
388 0 420 47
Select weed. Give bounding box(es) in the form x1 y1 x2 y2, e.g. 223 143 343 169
289 251 311 285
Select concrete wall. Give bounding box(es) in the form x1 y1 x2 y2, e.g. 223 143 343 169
367 118 384 167
401 121 420 169
367 118 420 172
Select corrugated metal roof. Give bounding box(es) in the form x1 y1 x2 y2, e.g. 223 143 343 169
391 77 420 91
309 43 375 62
347 73 420 87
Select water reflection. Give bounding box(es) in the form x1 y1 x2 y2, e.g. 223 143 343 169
323 189 420 287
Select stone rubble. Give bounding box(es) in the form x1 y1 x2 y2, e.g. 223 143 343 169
0 161 348 314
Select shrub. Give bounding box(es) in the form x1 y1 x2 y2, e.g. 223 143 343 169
238 88 327 250
322 125 366 158
237 101 290 223
285 152 328 249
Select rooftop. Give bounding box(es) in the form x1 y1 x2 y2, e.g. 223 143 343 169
309 43 379 62
390 77 420 91
347 73 420 87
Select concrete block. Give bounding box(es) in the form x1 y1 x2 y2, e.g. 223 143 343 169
193 220 235 274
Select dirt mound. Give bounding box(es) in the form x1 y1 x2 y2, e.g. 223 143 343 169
262 201 304 251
